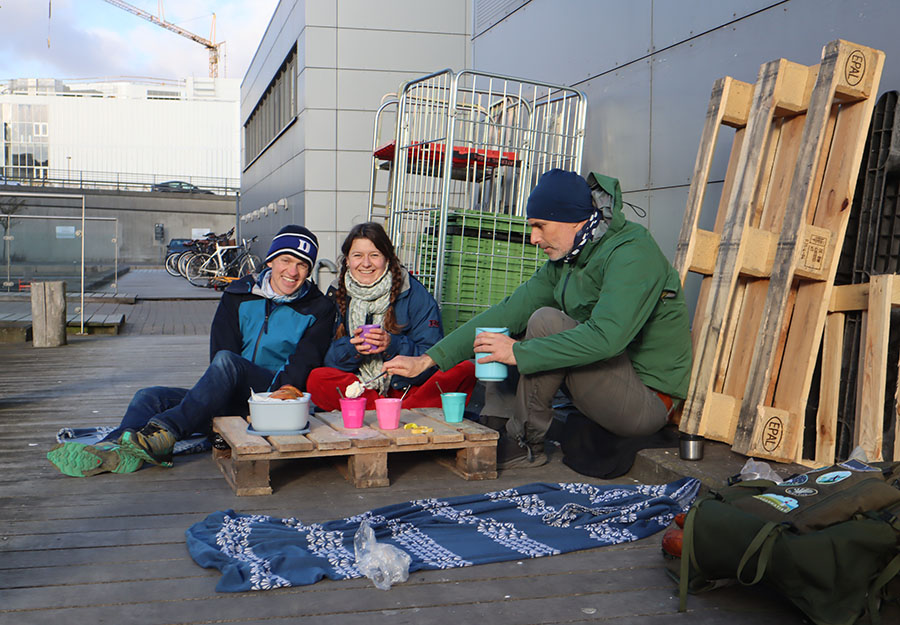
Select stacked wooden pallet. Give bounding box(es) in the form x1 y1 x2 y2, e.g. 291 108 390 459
675 39 886 465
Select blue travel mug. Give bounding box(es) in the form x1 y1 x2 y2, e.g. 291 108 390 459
474 327 510 381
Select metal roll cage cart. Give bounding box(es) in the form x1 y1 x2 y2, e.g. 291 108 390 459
368 69 587 331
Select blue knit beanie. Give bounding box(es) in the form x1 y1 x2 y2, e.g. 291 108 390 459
526 169 595 223
265 225 318 268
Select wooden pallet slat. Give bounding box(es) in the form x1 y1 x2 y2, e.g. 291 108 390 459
410 407 500 442
362 409 431 445
814 311 845 465
215 416 272 455
855 274 893 461
316 412 392 448
305 413 352 450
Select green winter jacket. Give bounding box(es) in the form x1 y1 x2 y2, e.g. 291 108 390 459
426 172 692 398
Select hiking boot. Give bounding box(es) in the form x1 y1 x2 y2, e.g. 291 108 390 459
496 432 548 470
47 441 144 477
118 422 175 467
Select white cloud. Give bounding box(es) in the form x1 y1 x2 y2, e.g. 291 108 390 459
0 0 279 80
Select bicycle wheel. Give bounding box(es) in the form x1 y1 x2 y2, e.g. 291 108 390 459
178 251 195 277
238 254 261 277
165 252 182 277
186 253 213 287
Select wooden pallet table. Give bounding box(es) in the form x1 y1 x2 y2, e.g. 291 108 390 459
212 408 498 495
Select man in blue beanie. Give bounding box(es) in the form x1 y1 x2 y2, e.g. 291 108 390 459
385 169 692 470
48 225 336 476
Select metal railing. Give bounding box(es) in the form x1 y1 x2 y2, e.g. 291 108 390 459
0 168 239 196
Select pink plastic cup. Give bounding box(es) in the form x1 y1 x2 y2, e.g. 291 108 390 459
358 323 381 349
375 397 402 430
339 397 366 428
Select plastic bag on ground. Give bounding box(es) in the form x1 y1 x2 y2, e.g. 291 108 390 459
353 520 411 590
738 457 782 482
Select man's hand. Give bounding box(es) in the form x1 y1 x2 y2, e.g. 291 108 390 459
473 331 517 366
383 354 435 378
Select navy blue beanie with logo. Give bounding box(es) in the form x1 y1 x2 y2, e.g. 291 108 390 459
265 225 318 268
526 169 595 223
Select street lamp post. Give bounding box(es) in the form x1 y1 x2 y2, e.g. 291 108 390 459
66 156 71 184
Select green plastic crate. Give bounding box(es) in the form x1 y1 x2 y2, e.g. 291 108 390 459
417 210 542 331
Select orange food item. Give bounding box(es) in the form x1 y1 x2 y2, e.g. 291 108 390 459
269 384 303 400
675 513 686 528
661 526 683 557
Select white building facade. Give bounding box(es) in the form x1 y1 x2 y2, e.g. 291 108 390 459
0 77 240 191
239 0 472 271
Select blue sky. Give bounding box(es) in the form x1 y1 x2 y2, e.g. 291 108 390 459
0 0 280 81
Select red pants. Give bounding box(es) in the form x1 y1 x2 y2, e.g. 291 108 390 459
306 361 476 412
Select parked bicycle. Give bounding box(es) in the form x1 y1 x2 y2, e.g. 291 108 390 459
165 228 233 278
164 238 192 277
185 234 261 289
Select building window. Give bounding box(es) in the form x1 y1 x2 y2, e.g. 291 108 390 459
243 46 297 167
0 103 49 180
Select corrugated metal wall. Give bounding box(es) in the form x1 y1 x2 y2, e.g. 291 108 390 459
471 0 900 313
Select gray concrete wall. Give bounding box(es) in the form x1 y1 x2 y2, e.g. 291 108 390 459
471 0 900 314
0 187 236 265
240 0 471 278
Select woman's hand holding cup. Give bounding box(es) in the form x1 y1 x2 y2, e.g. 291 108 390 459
352 325 390 355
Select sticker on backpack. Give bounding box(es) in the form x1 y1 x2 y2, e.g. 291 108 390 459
785 486 818 497
753 494 799 513
778 474 809 486
838 459 880 472
815 470 851 485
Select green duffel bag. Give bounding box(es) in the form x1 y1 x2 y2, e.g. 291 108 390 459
672 460 900 625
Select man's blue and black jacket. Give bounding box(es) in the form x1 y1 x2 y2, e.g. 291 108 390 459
209 271 336 391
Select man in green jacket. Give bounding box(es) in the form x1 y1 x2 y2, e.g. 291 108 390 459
384 169 692 469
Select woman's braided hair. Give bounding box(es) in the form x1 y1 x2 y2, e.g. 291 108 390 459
334 222 405 338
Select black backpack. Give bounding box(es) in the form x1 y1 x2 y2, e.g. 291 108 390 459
668 460 900 625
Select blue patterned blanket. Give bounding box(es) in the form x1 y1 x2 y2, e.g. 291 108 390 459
186 478 699 592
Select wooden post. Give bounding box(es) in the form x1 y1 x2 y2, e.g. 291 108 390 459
31 281 67 348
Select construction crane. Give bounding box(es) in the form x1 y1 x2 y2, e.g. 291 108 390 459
100 0 224 78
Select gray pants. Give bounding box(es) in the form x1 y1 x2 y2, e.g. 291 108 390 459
482 307 669 445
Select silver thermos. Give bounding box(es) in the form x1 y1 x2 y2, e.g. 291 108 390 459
679 433 704 461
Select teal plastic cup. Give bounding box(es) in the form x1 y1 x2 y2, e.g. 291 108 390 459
474 326 510 381
441 392 466 423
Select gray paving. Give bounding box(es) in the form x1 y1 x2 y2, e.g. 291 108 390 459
106 266 224 300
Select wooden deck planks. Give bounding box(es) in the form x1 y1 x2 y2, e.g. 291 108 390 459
0 289 828 622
